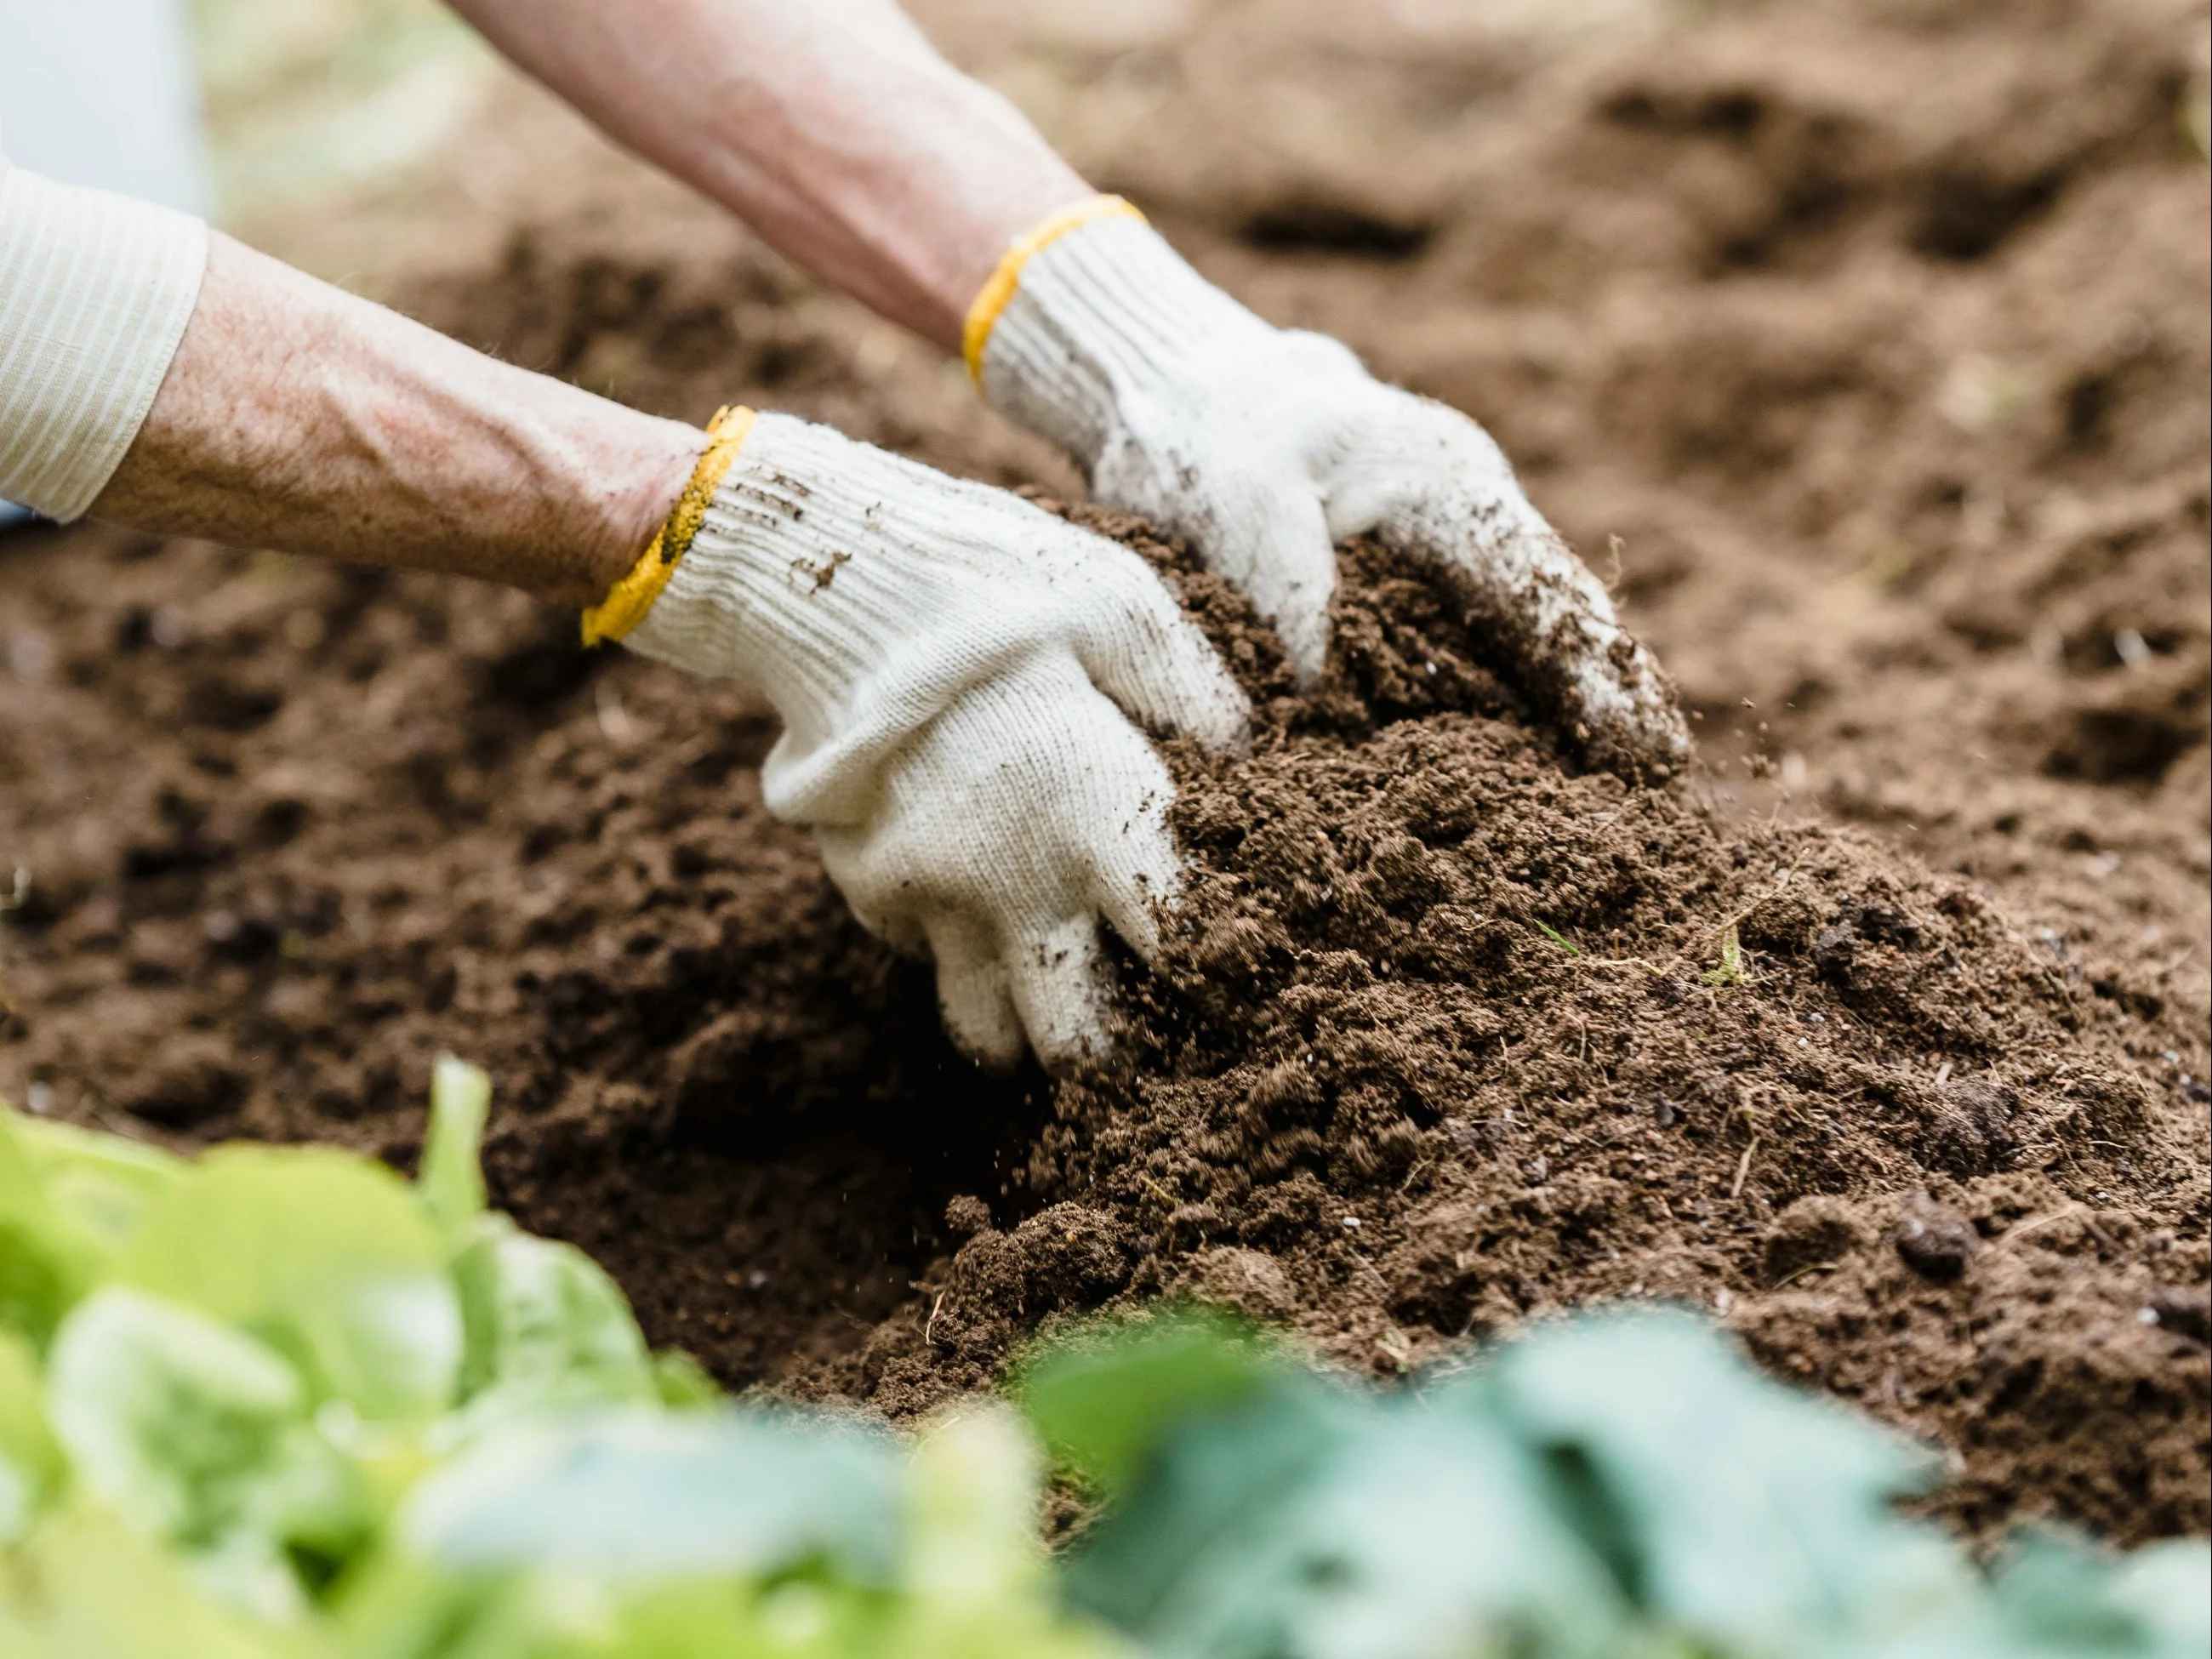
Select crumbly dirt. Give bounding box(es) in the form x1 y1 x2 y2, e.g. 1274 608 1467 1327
826 520 2211 1548
3 0 2206 1548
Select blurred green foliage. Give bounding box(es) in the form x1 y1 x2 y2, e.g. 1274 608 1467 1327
0 1063 2203 1658
1026 1311 2211 1658
0 1063 1125 1657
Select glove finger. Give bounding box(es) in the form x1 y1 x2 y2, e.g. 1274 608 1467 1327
1003 913 1115 1073
1192 473 1338 688
812 824 927 955
1086 764 1183 965
921 909 1027 1071
1278 328 1370 380
1330 392 1690 778
1068 539 1251 755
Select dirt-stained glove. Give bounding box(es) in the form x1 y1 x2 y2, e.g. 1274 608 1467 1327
967 198 1689 780
583 408 1248 1070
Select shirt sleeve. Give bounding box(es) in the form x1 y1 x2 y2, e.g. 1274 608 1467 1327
0 130 208 522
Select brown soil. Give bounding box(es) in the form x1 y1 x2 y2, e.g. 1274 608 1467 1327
848 520 2211 1548
3 0 2206 1548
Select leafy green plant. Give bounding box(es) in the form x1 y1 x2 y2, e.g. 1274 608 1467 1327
0 1064 1120 1657
0 1067 2203 1659
1021 1313 2208 1659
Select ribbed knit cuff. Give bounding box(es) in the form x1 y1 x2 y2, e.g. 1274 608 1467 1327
976 215 1264 473
0 154 208 522
624 413 1020 759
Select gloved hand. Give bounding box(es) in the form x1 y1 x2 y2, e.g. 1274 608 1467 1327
969 199 1690 780
588 409 1248 1069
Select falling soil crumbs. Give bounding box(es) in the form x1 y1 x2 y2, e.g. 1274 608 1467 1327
3 0 2206 1553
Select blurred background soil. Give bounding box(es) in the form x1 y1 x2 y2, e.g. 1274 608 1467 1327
3 0 2207 1546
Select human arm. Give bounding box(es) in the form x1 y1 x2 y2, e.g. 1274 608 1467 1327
449 0 1689 775
2 152 1245 1069
445 0 1085 348
94 236 700 607
0 144 697 601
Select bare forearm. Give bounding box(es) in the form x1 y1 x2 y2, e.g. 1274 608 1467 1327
448 0 1086 347
94 235 701 606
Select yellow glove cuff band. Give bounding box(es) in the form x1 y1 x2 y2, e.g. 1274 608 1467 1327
581 404 756 647
961 194 1146 385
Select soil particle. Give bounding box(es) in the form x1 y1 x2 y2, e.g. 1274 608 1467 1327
2146 1283 2212 1345
1893 1194 1981 1281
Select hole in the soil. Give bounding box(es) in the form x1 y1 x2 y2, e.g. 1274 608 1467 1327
185 679 284 733
251 797 309 847
122 1046 246 1128
2044 708 2197 785
1598 83 1769 139
526 1108 1046 1387
750 337 831 387
1910 167 2067 262
2063 371 2123 453
1239 201 1436 261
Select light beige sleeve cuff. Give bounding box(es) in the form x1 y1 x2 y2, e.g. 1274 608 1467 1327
0 146 208 522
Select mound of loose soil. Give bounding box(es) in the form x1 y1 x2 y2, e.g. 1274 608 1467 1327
3 0 2204 1553
818 520 2210 1547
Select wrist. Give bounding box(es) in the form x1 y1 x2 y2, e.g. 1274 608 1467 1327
581 407 755 637
567 416 706 611
620 412 965 706
967 205 1268 470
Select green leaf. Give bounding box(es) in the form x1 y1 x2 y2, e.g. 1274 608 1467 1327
112 1146 461 1422
1532 920 1585 956
650 1349 723 1411
0 1503 328 1659
0 1327 62 1542
2107 1540 2212 1656
10 1112 182 1253
1488 1308 1972 1650
349 1407 1127 1659
1851 1534 2212 1659
1057 1367 1352 1639
327 1560 498 1659
344 1551 880 1659
1063 1371 1624 1659
396 1405 903 1588
43 1287 368 1622
450 1215 656 1422
1701 922 1742 987
1270 1406 1625 1659
418 1057 490 1246
1986 1532 2164 1651
904 1405 1047 1608
606 1581 853 1659
1015 1309 1277 1498
1873 1531 2212 1658
892 1405 1134 1659
0 1107 105 1346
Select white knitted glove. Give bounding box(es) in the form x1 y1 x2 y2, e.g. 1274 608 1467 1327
600 411 1247 1070
973 202 1689 779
